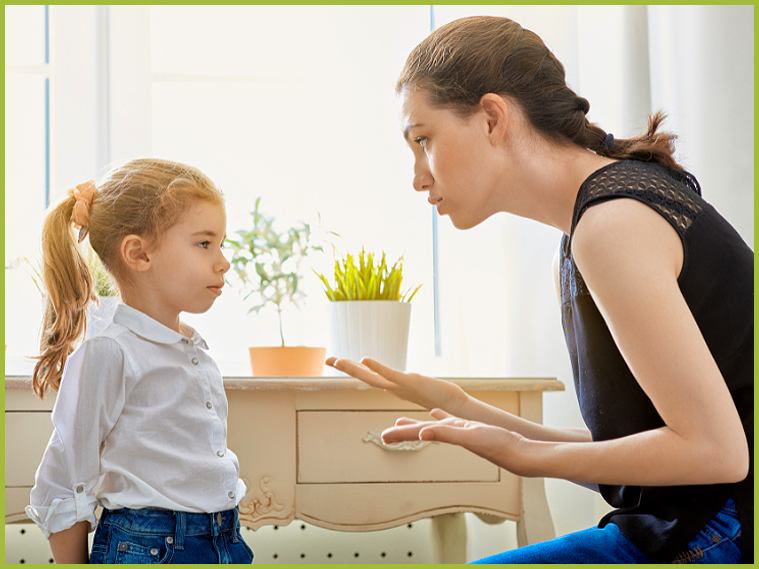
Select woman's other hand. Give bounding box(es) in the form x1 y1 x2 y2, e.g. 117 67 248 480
325 356 467 414
382 409 534 477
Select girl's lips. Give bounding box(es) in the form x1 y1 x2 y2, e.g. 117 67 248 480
208 286 223 296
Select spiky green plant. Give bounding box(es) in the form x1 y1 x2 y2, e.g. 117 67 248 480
315 248 421 302
226 197 323 346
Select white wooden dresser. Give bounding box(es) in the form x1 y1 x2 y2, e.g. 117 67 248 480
6 375 564 563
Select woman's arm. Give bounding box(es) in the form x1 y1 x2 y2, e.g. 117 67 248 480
384 198 748 487
326 357 592 444
49 521 90 564
569 197 748 484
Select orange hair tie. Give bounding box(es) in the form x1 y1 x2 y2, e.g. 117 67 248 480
67 180 96 242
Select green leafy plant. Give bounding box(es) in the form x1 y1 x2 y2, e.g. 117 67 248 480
6 256 45 297
226 197 324 346
315 248 421 302
85 245 118 298
6 246 117 299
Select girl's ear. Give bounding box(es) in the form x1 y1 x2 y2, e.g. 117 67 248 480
120 235 152 272
479 93 511 143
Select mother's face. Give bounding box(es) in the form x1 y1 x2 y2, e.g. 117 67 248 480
400 87 503 230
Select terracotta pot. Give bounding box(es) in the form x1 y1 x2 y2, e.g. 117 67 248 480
248 346 327 377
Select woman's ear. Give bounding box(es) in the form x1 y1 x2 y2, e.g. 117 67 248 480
479 93 511 143
120 235 152 272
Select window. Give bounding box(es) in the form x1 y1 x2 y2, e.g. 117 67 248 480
6 6 752 379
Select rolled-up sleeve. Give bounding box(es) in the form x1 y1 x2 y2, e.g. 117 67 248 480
26 337 127 538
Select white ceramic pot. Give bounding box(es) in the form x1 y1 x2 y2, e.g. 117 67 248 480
86 296 119 339
330 300 411 371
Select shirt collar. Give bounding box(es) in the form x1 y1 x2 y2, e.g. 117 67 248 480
112 303 209 349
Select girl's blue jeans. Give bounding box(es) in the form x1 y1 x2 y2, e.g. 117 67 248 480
472 498 742 564
89 505 254 564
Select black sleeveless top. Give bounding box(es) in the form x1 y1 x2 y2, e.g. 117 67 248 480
559 160 753 563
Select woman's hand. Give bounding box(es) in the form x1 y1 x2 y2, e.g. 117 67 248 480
325 356 468 414
383 409 534 477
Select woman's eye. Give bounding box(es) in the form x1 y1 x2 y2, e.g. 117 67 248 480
415 137 427 149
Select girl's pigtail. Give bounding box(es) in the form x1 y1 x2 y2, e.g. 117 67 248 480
32 192 95 399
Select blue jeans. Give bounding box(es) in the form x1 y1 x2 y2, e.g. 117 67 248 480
472 498 742 564
89 506 254 564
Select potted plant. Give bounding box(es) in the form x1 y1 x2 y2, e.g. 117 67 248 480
315 248 421 371
5 247 119 351
84 243 120 338
5 256 45 352
226 197 326 376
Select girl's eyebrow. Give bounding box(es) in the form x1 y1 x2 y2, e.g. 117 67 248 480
191 229 220 239
192 229 227 242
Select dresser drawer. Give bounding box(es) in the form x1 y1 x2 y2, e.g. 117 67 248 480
297 410 499 484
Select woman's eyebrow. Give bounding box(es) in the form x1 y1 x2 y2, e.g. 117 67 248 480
402 122 423 141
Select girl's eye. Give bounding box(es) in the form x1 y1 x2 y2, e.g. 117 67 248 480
198 241 210 249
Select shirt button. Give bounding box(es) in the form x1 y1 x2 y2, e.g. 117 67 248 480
228 491 235 499
181 338 190 345
75 484 85 493
206 401 212 409
191 358 199 365
217 450 224 457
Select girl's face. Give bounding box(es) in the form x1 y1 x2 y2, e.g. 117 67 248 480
147 199 230 322
400 87 502 229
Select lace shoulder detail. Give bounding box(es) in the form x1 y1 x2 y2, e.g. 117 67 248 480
572 161 703 236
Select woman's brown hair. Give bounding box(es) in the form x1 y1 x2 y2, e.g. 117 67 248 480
33 158 224 399
396 16 681 169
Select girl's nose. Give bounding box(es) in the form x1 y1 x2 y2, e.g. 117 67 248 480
218 253 231 274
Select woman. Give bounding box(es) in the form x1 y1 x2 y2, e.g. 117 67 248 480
326 16 752 564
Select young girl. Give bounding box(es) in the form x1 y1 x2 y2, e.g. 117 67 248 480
328 16 753 564
26 158 254 564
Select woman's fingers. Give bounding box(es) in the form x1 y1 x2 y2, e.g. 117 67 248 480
381 421 431 444
326 357 394 390
382 413 472 443
360 357 404 382
419 423 476 443
430 408 455 421
394 417 421 427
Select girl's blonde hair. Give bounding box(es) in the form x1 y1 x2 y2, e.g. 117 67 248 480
33 158 224 399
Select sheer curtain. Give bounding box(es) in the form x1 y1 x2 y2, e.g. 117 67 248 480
5 4 753 555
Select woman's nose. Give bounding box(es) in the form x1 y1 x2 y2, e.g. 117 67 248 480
413 171 433 192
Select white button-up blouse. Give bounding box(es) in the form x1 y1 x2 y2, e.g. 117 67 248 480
26 304 246 538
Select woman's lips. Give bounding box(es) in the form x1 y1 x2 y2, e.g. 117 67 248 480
428 195 443 213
